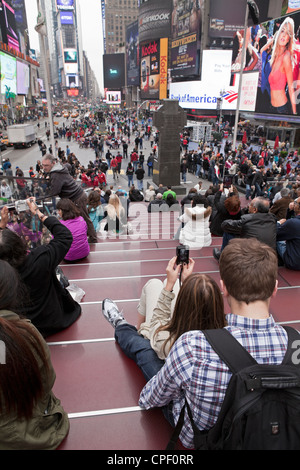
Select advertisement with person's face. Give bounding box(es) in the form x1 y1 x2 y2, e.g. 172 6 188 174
231 11 300 117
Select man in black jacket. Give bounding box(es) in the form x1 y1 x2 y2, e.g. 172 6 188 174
251 166 266 198
213 197 277 261
42 154 98 242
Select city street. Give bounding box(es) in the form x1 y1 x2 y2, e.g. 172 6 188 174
1 116 211 196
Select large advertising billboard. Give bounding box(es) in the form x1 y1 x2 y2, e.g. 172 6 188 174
0 0 20 52
103 53 125 89
231 10 300 117
106 90 121 105
11 0 31 56
139 0 172 44
171 0 202 77
0 52 17 95
60 11 74 25
56 0 74 11
17 60 29 95
64 49 78 74
126 20 139 86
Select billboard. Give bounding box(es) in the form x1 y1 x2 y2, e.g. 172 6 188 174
170 0 202 77
11 0 31 56
64 49 78 74
231 10 300 117
17 60 29 94
171 0 202 39
126 20 139 86
60 11 74 25
139 0 172 43
169 72 259 112
140 38 168 100
0 52 17 95
56 0 74 10
171 33 198 77
106 90 121 104
103 53 125 89
0 0 20 52
66 74 79 88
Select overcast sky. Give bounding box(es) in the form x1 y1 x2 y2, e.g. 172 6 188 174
24 0 103 91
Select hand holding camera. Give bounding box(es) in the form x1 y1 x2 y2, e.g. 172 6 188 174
165 249 195 292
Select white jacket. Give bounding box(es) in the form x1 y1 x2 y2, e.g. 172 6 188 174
179 205 212 249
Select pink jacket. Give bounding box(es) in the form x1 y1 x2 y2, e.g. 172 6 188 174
60 217 90 261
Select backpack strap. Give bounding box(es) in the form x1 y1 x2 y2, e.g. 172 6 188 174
203 329 257 374
203 325 300 374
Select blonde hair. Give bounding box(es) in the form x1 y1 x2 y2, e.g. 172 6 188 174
270 17 295 66
108 193 123 218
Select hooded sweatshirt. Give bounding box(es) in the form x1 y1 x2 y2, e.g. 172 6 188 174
46 163 83 201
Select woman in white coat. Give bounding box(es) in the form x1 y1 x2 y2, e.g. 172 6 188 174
179 194 212 249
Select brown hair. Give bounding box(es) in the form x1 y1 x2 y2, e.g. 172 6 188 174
0 260 50 419
87 190 101 212
224 195 241 213
57 198 81 220
155 273 226 356
219 238 278 304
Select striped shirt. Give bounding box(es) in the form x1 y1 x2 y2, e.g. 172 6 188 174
139 314 291 449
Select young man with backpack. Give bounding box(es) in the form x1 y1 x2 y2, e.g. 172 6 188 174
102 237 300 449
138 238 300 449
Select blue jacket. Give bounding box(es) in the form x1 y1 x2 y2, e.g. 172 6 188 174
277 215 300 270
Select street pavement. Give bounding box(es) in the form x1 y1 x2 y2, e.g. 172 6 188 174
1 116 210 198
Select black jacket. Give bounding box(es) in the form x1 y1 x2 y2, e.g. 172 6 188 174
221 212 277 251
18 216 81 337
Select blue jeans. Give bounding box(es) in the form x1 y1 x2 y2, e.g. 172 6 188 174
137 179 143 191
114 323 164 381
127 175 133 187
245 184 251 199
221 232 235 251
277 240 286 260
114 323 175 426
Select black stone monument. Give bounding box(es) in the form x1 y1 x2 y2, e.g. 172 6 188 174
152 99 187 194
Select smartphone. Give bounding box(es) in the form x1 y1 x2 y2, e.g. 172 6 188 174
223 175 233 189
176 245 189 265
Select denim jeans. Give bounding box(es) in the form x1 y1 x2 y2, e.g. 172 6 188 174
277 240 286 260
114 323 175 427
114 323 165 382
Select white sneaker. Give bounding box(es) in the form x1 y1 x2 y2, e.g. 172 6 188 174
102 298 126 328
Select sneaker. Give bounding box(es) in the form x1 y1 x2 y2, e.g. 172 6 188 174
102 298 126 328
213 248 221 262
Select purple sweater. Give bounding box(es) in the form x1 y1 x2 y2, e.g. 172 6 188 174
60 217 90 261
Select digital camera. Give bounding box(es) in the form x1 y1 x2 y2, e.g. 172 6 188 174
176 245 189 265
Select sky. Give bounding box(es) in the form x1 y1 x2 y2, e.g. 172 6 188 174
24 0 103 92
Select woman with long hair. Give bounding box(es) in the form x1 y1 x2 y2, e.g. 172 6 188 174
135 257 226 359
268 17 297 114
87 190 104 232
0 260 69 450
103 193 127 234
103 256 226 361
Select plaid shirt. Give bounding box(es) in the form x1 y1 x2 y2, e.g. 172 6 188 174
139 314 290 449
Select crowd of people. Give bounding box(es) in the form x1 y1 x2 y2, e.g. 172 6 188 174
0 106 299 450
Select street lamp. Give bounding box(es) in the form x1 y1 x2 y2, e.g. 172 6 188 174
35 0 56 155
232 0 259 153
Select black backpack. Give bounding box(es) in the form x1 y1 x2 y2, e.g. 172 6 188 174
167 326 300 450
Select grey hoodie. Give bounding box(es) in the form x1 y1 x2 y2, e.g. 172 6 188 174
46 163 83 201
